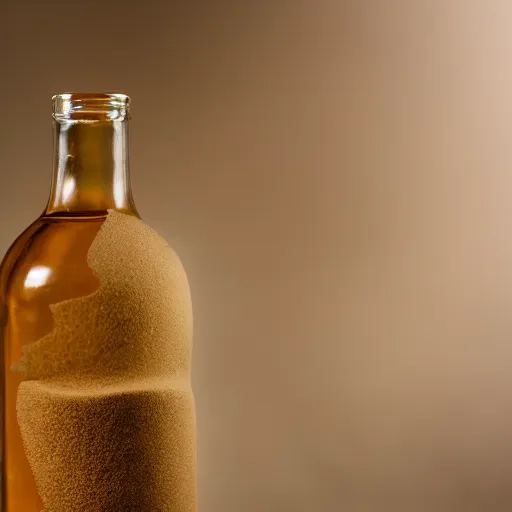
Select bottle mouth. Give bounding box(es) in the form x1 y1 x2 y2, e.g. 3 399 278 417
52 93 130 121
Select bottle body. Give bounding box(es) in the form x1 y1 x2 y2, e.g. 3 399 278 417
0 94 197 511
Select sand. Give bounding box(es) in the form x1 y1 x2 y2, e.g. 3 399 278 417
15 211 197 511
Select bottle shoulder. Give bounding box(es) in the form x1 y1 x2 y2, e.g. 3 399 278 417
0 213 189 308
0 217 104 306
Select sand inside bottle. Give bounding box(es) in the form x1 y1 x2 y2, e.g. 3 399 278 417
15 211 197 511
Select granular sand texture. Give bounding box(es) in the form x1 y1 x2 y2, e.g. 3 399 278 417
15 211 197 511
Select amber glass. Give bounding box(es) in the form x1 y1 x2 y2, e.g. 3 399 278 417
0 93 137 510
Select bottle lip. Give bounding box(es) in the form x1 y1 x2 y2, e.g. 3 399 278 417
52 92 130 121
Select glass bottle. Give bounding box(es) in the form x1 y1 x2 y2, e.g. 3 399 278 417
0 93 197 511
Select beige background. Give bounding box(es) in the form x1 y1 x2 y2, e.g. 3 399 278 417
2 1 512 510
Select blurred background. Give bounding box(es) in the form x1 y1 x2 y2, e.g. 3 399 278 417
3 0 512 510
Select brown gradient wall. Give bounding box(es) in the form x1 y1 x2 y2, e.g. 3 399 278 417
2 1 512 510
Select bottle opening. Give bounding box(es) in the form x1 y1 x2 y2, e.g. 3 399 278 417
52 93 130 121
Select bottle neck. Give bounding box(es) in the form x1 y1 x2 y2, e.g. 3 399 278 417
44 118 138 217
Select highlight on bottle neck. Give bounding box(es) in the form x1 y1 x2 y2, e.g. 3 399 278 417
52 93 130 122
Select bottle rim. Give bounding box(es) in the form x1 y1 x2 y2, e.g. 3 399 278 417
52 93 130 121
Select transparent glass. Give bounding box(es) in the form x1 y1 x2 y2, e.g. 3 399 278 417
0 93 138 510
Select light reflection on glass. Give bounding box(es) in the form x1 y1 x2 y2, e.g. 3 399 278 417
113 121 126 207
108 109 120 120
62 177 76 203
24 266 52 289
